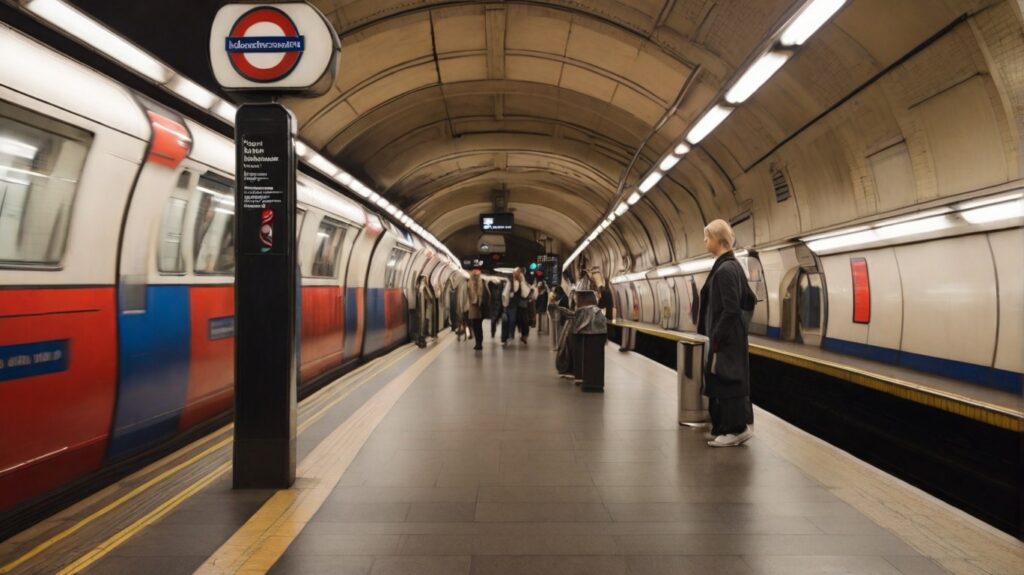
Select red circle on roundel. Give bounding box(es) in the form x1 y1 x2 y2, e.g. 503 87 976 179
228 7 303 82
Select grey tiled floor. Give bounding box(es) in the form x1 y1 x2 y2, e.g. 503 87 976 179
270 336 947 574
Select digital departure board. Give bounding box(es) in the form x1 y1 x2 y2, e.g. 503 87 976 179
480 212 513 233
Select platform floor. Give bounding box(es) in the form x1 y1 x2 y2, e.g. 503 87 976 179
3 331 1021 575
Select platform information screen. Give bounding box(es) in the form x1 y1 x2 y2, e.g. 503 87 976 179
480 212 513 233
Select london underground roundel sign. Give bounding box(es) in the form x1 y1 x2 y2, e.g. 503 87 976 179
211 2 339 95
226 7 304 83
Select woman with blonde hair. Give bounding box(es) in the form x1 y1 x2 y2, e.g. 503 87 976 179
697 219 756 447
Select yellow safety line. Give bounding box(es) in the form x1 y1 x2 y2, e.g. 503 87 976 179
57 461 233 575
1 343 417 575
196 335 454 575
0 436 233 574
611 319 1023 432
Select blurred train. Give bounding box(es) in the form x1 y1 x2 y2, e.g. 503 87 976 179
0 25 460 512
609 194 1023 394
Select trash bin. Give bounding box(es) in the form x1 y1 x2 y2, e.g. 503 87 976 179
571 294 606 393
677 337 709 426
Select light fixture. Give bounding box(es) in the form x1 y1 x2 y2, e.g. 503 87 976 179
375 197 389 208
614 202 629 216
725 51 790 104
211 100 236 124
677 257 715 275
26 0 171 83
294 140 309 157
957 192 1023 211
960 198 1024 224
673 143 690 156
780 0 847 46
168 75 216 109
334 171 354 186
656 266 678 277
804 229 877 253
686 105 733 145
627 191 642 205
307 153 338 177
659 155 681 171
639 171 663 193
874 215 952 240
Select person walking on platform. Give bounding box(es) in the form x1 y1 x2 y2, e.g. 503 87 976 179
488 278 505 339
535 282 549 336
697 219 757 447
466 268 488 351
510 268 534 344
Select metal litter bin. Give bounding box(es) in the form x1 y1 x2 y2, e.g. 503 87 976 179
677 335 709 426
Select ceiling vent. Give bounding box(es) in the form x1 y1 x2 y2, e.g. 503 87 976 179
770 165 791 203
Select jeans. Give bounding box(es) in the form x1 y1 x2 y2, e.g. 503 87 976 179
501 306 517 342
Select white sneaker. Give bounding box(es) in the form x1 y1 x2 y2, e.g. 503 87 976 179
734 427 753 445
707 434 741 447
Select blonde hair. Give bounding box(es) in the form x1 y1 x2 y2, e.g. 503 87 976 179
704 219 735 249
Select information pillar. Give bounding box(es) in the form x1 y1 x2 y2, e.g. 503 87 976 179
233 103 297 488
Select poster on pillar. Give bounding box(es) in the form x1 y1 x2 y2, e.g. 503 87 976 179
210 2 339 96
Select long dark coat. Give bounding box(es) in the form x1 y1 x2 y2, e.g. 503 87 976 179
697 251 750 399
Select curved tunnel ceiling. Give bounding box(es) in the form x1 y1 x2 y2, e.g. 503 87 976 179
286 0 1023 274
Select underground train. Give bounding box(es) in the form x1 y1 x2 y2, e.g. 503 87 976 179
0 25 459 513
609 195 1023 394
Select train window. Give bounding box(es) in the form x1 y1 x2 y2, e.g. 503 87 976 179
311 218 345 277
157 171 191 273
0 102 91 266
385 248 407 288
851 257 870 323
193 175 235 274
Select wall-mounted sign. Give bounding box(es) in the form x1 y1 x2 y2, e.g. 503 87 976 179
210 3 339 95
480 212 513 233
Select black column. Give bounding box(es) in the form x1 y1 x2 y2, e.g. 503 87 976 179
233 103 297 489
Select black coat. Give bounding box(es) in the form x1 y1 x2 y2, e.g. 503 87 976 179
697 251 750 399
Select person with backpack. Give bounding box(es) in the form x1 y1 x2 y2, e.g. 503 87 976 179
697 219 757 447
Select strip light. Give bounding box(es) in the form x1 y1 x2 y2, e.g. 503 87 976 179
725 52 790 104
686 105 733 145
614 202 629 216
639 171 663 193
659 155 681 171
26 0 171 83
168 75 216 109
780 0 847 46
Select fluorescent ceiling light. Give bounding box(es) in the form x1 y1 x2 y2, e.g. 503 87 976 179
659 155 681 171
614 202 629 216
368 191 381 202
874 215 951 239
674 143 690 156
805 230 876 253
607 212 616 222
627 192 642 205
780 0 847 46
639 171 663 193
686 105 733 145
588 231 599 241
600 218 612 229
610 275 628 284
294 140 309 157
27 0 171 83
334 171 354 186
725 51 790 104
656 266 678 277
168 75 215 109
307 153 338 176
678 257 715 275
352 181 371 198
625 272 646 282
386 205 398 215
211 100 236 124
957 192 1023 211
874 207 952 227
960 198 1024 224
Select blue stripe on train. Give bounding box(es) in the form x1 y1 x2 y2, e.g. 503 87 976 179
363 288 386 355
822 337 1022 394
108 286 191 459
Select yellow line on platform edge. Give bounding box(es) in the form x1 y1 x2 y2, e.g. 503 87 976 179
1 343 417 575
196 335 454 575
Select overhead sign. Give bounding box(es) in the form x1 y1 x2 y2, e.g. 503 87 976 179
480 212 513 233
210 3 339 95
